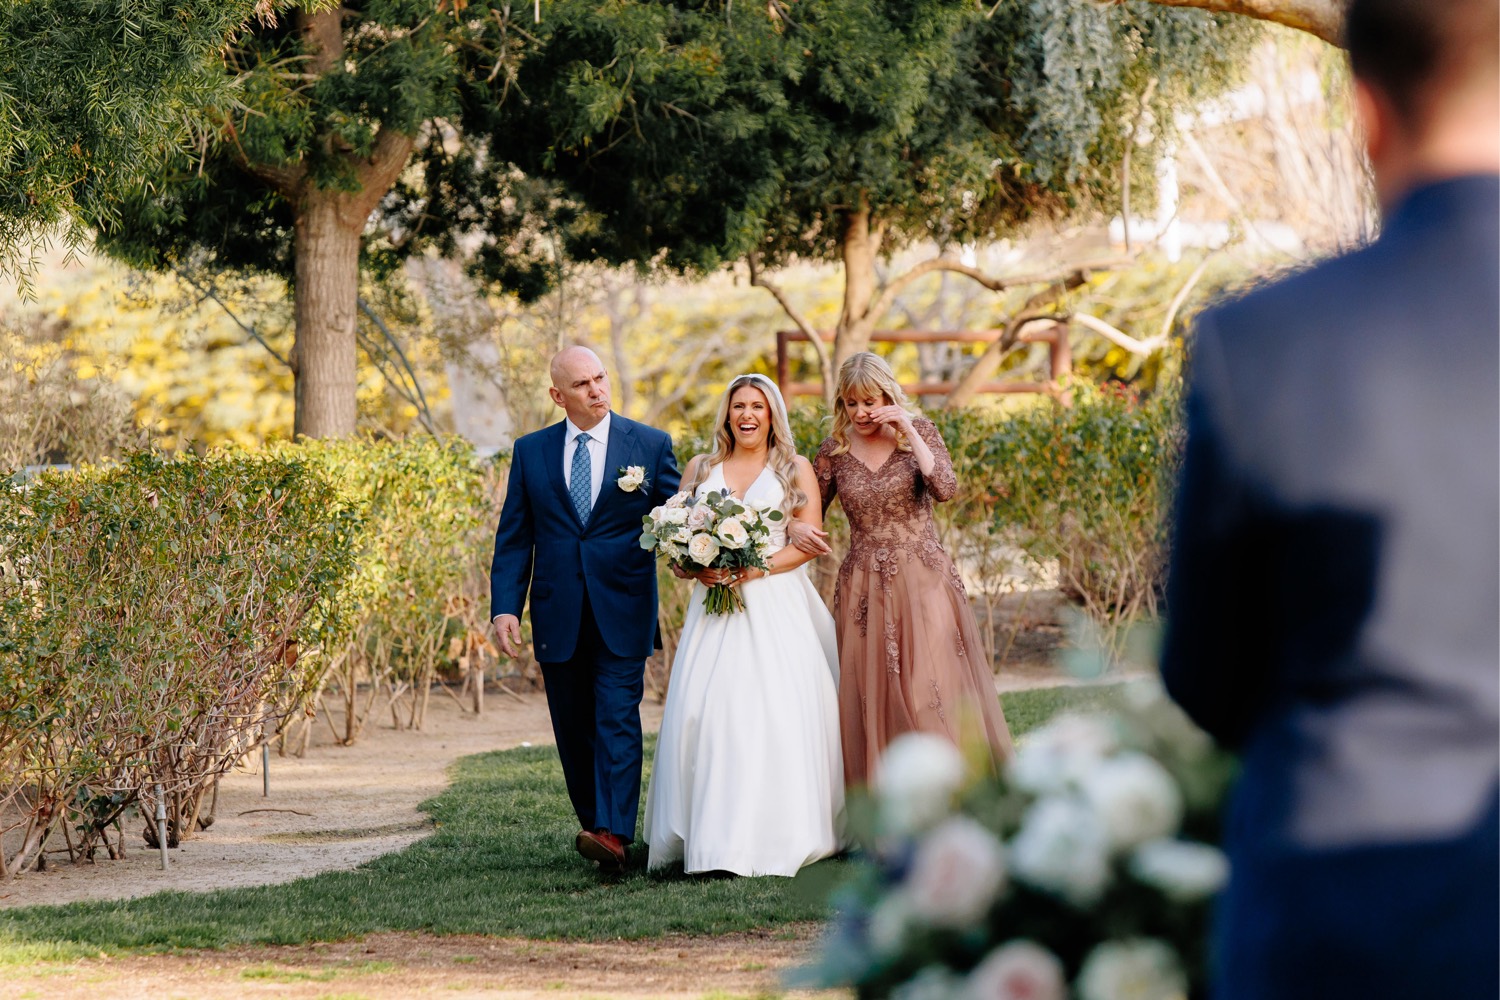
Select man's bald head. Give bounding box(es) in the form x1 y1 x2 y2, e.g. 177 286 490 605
548 346 612 430
551 346 603 388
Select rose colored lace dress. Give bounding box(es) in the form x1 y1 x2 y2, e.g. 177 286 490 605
815 417 1013 786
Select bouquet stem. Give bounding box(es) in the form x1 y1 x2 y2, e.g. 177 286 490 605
702 582 746 615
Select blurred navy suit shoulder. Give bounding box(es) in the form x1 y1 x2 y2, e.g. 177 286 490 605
1162 175 1499 1000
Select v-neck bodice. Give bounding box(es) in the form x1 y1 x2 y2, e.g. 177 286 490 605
813 416 961 574
699 463 787 548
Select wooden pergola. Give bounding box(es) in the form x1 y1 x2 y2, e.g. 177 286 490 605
774 325 1071 403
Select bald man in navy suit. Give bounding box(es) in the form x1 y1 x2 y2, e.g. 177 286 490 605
491 346 680 872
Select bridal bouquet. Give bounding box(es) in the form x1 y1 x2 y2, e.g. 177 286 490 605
640 489 784 615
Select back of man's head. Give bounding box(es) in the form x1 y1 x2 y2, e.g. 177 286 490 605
1346 0 1499 132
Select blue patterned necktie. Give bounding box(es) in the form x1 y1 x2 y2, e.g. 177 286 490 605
569 431 593 525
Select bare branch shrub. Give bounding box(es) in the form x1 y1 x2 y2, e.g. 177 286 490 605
0 453 357 877
0 313 146 471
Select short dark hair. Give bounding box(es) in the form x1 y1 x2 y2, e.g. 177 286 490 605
1345 0 1499 126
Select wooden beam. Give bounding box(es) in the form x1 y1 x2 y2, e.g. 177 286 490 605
778 329 1009 344
781 380 1057 399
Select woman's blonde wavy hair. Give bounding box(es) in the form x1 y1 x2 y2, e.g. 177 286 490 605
828 352 916 457
683 374 808 515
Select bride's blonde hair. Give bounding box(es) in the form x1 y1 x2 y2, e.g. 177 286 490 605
683 375 808 516
828 352 916 457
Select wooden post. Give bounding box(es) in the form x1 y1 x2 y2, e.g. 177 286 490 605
154 785 169 870
1049 324 1072 381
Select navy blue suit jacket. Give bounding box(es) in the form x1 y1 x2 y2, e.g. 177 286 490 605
490 413 681 663
1162 175 1500 1000
1163 176 1499 851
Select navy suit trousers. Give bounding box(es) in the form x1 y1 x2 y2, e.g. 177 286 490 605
539 591 646 842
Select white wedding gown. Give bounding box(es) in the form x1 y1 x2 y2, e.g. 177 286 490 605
644 463 845 876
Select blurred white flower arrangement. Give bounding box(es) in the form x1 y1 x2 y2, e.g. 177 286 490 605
799 682 1235 1000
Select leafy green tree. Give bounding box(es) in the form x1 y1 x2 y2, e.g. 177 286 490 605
0 1 318 288
482 0 1255 396
92 2 546 438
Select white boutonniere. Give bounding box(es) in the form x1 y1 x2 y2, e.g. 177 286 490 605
616 465 648 493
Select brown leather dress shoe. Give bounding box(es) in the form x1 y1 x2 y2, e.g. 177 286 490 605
575 828 628 871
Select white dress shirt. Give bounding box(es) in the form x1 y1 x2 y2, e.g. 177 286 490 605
563 412 610 510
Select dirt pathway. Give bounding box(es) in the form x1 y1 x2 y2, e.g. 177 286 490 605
2 665 1089 910
1 691 665 911
0 926 836 999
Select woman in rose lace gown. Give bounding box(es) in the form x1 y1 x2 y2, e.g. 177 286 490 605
796 353 1013 786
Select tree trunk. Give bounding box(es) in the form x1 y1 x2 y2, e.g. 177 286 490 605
834 203 883 373
292 192 362 438
260 6 416 439
1138 0 1346 46
406 255 515 454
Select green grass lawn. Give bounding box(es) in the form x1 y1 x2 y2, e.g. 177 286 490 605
0 683 1129 961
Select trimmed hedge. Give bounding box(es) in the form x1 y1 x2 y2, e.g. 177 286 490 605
0 437 512 879
0 452 359 877
272 437 504 746
939 382 1181 630
0 393 1178 879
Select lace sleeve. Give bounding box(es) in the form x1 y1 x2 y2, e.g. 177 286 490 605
914 418 959 502
813 437 838 514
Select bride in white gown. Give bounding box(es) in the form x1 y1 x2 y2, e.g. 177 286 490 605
644 374 844 877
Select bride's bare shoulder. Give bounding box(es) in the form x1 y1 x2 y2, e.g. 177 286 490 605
684 454 713 480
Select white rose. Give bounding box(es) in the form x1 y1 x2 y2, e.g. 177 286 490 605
876 732 966 838
687 532 721 566
1008 713 1118 796
965 941 1066 1000
1009 796 1111 906
716 516 750 549
905 816 1007 928
616 465 646 492
1128 838 1228 901
1076 939 1186 1000
1080 753 1183 851
687 503 713 530
892 966 967 1000
661 505 690 526
670 525 692 545
665 490 691 508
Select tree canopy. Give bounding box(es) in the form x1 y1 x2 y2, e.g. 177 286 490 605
65 0 1262 430
91 2 549 437
0 1 321 287
482 0 1255 386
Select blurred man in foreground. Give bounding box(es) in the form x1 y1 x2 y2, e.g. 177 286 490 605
1161 1 1499 997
